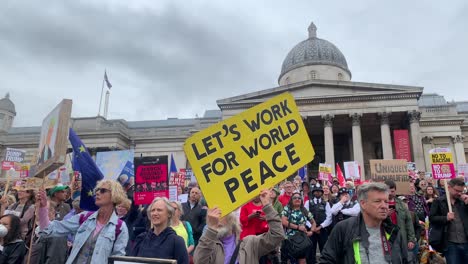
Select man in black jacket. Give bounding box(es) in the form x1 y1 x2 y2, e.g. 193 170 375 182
429 178 468 264
182 187 206 245
320 182 408 264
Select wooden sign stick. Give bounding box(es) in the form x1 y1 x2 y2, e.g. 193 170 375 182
2 169 13 199
27 174 46 264
444 180 453 213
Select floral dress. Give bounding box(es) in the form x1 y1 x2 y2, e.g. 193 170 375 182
281 206 314 238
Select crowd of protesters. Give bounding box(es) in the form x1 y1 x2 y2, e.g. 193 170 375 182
0 169 466 264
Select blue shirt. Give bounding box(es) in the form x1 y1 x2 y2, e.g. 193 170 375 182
41 210 129 264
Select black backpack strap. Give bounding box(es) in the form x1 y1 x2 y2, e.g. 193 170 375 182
229 240 242 264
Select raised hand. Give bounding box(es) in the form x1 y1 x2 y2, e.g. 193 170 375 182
259 189 271 206
206 207 222 229
36 189 48 208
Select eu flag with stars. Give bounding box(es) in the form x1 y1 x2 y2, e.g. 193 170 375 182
69 128 104 211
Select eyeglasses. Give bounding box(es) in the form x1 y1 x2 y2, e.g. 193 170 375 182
95 188 111 194
292 196 302 200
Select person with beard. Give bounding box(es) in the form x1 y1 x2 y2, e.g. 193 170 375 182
429 178 468 264
130 197 188 264
194 189 284 264
320 183 408 264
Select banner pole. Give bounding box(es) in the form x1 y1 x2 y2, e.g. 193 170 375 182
444 180 452 213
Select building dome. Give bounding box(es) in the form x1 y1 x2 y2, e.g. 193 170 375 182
0 93 16 115
279 22 351 84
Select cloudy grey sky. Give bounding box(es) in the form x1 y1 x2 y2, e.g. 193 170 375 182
1 0 467 127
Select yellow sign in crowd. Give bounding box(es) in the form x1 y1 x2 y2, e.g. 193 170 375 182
184 93 314 216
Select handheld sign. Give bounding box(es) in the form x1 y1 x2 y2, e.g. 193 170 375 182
430 150 456 180
32 99 73 178
184 93 314 216
318 163 332 181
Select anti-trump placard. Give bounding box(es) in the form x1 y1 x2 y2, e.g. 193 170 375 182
184 93 314 216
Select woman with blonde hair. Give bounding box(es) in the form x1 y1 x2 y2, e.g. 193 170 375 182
36 180 129 264
130 197 188 264
171 201 195 262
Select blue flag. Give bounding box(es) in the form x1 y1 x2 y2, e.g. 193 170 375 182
169 154 177 174
69 128 104 211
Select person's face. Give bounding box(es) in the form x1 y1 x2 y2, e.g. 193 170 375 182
190 187 201 202
150 200 169 227
54 190 67 201
360 190 389 221
419 180 428 190
303 185 309 193
310 180 317 186
322 185 330 195
170 202 181 219
252 195 261 203
95 183 112 207
448 184 464 200
345 183 352 189
0 216 12 231
177 186 183 195
388 188 396 200
116 204 128 216
285 184 294 195
269 190 277 199
409 184 416 194
17 190 29 200
314 191 322 198
291 194 302 207
426 187 434 195
331 185 339 194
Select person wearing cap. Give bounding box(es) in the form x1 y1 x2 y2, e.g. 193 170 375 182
330 187 360 227
270 188 283 215
304 185 333 264
49 185 71 221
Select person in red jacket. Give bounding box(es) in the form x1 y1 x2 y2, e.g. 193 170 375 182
279 181 294 207
240 196 269 239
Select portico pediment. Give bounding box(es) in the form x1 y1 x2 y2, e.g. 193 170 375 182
217 79 423 110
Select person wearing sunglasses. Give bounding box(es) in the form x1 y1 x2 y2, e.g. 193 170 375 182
36 180 129 264
281 191 316 264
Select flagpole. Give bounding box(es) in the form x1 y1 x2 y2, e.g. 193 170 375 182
97 70 106 116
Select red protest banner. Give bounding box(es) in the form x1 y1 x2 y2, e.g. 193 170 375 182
393 130 411 161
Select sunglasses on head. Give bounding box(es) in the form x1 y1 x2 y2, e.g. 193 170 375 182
95 188 111 194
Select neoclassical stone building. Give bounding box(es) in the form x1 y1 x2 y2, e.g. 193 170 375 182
1 22 467 179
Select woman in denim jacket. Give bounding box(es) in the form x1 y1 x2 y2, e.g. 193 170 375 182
37 180 129 264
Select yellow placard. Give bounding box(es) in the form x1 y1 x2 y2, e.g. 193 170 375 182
430 152 453 164
184 93 315 216
319 164 332 173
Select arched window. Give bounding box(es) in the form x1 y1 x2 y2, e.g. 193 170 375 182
338 73 343 81
310 71 317 80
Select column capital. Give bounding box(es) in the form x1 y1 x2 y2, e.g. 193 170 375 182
421 136 433 144
322 114 334 127
452 135 465 144
378 112 391 125
408 110 421 124
350 113 362 126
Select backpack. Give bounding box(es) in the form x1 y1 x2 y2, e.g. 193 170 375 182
79 211 123 239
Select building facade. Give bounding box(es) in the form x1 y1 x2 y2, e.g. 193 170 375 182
1 22 467 179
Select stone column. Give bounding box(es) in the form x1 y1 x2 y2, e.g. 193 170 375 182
422 136 434 173
351 113 365 179
378 112 393 159
408 110 425 170
452 135 466 165
323 114 335 174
